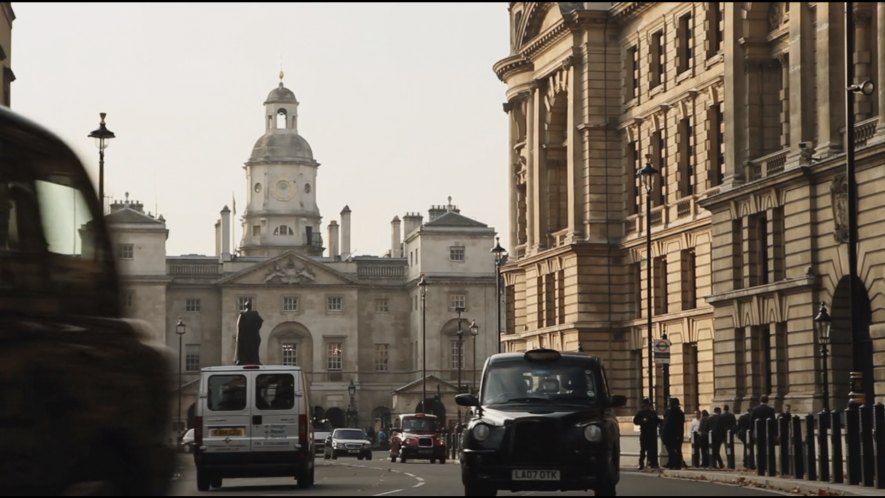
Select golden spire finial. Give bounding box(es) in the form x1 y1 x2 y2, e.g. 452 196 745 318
279 69 284 83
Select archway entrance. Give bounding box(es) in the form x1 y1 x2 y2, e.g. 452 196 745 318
831 275 873 407
325 407 345 428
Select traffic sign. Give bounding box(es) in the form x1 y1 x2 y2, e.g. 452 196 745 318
653 338 671 364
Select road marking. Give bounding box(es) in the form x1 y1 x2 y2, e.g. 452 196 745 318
374 489 404 496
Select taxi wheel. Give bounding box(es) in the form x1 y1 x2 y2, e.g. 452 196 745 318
595 482 617 496
439 457 446 464
196 469 210 492
390 455 397 463
464 481 496 496
430 458 436 463
210 478 222 489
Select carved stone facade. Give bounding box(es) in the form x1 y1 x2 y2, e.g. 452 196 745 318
496 2 885 415
111 83 500 431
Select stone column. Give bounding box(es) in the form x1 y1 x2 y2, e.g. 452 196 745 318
530 83 545 253
874 3 885 142
722 3 746 187
817 3 846 154
565 61 578 241
505 100 518 252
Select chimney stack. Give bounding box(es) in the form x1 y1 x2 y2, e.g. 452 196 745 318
340 205 351 259
391 216 402 258
214 219 221 257
328 220 340 258
402 212 423 238
221 205 231 261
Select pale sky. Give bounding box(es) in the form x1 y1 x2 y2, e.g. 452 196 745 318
12 2 511 258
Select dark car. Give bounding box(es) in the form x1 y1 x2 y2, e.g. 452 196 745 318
324 428 373 460
0 107 174 495
388 413 447 463
456 349 626 496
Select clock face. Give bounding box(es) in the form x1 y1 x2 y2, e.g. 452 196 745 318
272 179 294 201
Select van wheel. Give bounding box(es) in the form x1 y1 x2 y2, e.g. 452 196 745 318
440 457 446 464
430 458 436 463
196 468 210 492
366 453 373 460
296 465 314 489
210 477 222 489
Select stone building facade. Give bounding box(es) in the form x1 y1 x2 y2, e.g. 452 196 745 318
495 2 885 415
110 78 500 431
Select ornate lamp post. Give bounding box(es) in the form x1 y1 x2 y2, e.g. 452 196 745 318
491 237 508 353
175 319 186 434
347 379 357 427
814 302 832 412
418 274 428 412
88 112 115 213
638 157 658 406
455 306 465 425
469 320 479 395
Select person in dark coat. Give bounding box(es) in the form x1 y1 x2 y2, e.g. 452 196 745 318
708 407 725 469
633 398 660 469
235 299 264 365
661 397 685 469
698 410 711 467
750 395 776 444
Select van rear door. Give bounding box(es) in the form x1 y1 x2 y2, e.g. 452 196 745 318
251 372 300 452
201 373 251 453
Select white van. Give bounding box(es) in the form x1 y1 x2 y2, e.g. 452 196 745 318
193 365 314 491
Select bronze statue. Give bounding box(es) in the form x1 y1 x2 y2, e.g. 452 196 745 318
235 299 263 365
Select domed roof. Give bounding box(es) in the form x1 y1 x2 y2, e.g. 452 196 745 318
264 83 298 104
250 130 314 162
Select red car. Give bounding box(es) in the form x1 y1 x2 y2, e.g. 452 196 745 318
388 413 447 463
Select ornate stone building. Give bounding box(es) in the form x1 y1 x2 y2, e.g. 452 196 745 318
495 2 885 415
110 78 500 431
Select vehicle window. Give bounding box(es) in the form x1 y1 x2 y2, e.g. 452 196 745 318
0 138 118 316
482 363 599 404
255 373 294 410
333 429 366 440
403 418 436 431
208 375 247 411
34 180 92 256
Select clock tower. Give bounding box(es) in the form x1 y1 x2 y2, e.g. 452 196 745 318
239 72 323 257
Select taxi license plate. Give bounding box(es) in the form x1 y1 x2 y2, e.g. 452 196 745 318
348 449 359 453
512 469 559 481
210 428 244 437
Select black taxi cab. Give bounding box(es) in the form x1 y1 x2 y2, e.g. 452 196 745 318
455 349 625 496
0 107 173 495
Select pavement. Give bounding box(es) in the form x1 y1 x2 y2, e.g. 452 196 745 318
632 465 885 496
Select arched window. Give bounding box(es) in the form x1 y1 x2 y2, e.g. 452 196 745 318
273 225 294 236
276 109 287 129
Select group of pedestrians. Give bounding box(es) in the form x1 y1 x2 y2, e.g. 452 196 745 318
633 397 739 470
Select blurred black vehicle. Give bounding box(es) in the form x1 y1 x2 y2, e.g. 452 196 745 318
0 107 174 495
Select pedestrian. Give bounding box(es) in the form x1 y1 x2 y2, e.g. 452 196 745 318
661 397 685 469
633 398 660 469
737 406 754 469
698 410 711 467
751 395 776 444
708 406 724 469
689 410 701 466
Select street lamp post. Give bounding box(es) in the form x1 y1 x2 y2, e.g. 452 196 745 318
455 306 465 425
347 379 357 427
638 157 659 407
88 112 115 214
491 237 508 354
175 319 186 434
469 320 479 395
814 302 833 412
418 274 428 413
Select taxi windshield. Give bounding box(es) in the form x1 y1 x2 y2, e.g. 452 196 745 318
402 417 437 431
482 360 600 405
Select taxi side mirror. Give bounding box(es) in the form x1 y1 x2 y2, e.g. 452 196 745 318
455 393 479 407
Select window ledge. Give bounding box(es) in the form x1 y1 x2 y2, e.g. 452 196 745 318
705 274 818 305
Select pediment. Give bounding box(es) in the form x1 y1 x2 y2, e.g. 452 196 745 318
218 251 355 286
394 375 458 394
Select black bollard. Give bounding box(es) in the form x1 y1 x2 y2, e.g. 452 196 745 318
875 404 885 489
832 410 844 484
779 415 791 476
756 419 767 476
691 432 699 467
766 417 777 477
860 404 874 487
847 405 861 485
804 414 815 481
792 415 804 479
726 428 736 470
747 425 756 470
818 411 830 482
